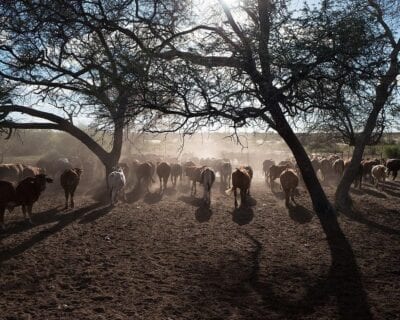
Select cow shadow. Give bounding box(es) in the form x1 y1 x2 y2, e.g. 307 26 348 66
247 195 257 207
288 204 313 224
232 206 254 226
195 205 213 223
178 195 203 207
164 188 177 196
125 185 143 203
143 192 163 204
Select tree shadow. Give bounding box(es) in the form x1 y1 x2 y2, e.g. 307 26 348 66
288 204 313 224
350 187 387 199
241 220 373 319
143 192 163 204
0 203 108 264
195 205 213 223
340 207 400 236
383 187 400 198
78 206 112 224
231 206 254 226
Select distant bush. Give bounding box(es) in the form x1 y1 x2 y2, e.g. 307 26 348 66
383 145 400 159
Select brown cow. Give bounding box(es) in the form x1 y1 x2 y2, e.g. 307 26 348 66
219 161 232 188
361 159 380 184
226 167 251 208
0 180 17 229
386 159 400 180
319 158 333 181
280 169 299 207
170 163 182 187
262 159 275 181
156 162 171 193
269 164 290 191
0 163 24 182
22 165 46 179
133 162 154 192
60 168 83 209
12 174 53 224
185 166 204 196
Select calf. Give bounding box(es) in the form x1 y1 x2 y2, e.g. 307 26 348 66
170 163 182 187
280 169 299 207
0 180 17 229
156 162 171 193
60 168 83 209
22 165 46 179
371 164 386 190
108 168 126 205
226 167 251 208
201 167 216 207
15 174 53 224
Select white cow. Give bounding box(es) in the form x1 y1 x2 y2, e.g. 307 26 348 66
108 167 126 205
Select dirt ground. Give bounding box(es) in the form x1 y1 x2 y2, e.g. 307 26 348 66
0 178 399 320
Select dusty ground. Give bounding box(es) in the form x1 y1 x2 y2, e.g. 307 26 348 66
0 178 399 320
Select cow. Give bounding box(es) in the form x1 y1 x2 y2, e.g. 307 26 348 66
12 174 54 224
0 163 25 182
133 162 154 192
170 163 183 187
60 168 83 209
332 159 345 179
280 169 299 207
0 180 17 230
22 165 46 179
185 166 205 196
108 167 126 205
371 164 386 190
225 167 251 208
219 161 232 188
386 159 400 180
361 159 381 184
262 159 275 181
269 164 291 191
319 158 333 181
243 165 253 195
201 167 216 207
156 162 171 193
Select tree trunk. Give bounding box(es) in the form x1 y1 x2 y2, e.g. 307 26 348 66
269 102 335 218
335 54 399 209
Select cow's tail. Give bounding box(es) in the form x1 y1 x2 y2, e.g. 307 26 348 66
225 187 234 196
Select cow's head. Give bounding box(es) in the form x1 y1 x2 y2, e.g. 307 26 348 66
74 168 83 176
34 174 53 191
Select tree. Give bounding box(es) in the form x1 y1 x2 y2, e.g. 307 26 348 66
0 0 178 177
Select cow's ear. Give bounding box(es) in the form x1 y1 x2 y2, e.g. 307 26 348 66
46 178 54 183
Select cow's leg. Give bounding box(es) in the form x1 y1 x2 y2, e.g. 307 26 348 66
27 204 33 224
159 177 162 193
240 188 246 207
70 189 75 208
394 170 398 181
285 190 290 207
164 177 167 191
22 205 27 220
291 188 296 203
233 188 238 208
64 189 69 209
0 206 5 230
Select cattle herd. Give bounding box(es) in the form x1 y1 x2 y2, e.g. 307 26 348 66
1 154 400 229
